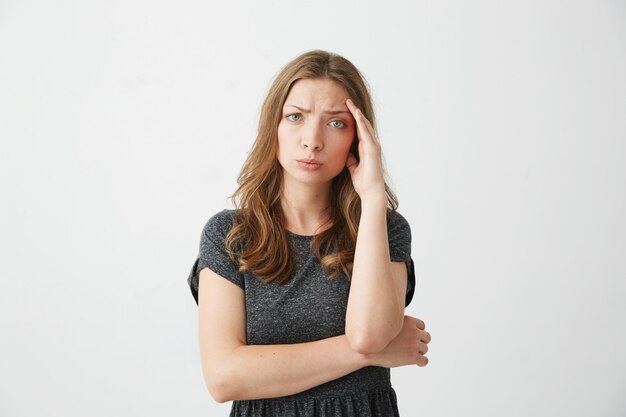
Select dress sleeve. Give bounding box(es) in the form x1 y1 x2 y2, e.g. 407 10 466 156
187 210 245 305
387 211 416 307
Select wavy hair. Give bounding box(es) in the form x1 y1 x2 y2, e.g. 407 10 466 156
225 49 398 284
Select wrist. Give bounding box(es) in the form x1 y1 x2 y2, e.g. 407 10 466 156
358 351 380 367
355 349 377 368
359 188 387 208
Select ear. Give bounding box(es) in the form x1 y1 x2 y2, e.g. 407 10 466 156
346 152 358 177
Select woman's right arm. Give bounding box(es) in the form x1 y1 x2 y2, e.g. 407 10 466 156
198 267 373 403
198 267 430 403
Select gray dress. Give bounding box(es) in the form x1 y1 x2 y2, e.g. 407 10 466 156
187 209 416 417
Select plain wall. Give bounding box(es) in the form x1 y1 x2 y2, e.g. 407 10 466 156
1 0 625 416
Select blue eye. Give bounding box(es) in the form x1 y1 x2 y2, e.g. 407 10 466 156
287 114 302 121
330 120 345 128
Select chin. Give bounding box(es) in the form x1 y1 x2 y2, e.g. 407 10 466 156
285 171 332 187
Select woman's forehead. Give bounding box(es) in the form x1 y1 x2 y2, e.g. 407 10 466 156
285 78 349 106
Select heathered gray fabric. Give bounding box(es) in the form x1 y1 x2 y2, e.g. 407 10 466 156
187 209 416 417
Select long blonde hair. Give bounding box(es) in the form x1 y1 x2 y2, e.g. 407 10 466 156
225 49 398 284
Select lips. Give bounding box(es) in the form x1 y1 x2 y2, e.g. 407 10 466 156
296 159 323 171
297 159 322 165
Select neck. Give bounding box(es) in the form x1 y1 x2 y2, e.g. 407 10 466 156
280 179 333 235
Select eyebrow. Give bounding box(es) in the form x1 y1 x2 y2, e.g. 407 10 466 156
284 104 350 115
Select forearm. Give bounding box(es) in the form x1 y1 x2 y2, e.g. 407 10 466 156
218 334 372 402
345 195 403 353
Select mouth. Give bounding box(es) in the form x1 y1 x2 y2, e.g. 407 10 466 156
296 159 323 170
297 159 322 165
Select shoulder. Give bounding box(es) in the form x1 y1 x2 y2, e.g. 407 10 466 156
386 210 413 264
203 209 237 237
387 210 411 236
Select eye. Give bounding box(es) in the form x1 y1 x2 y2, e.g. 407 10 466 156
286 113 302 122
330 120 345 128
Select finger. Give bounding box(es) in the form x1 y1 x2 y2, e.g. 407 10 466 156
346 99 374 145
345 99 360 130
346 99 379 145
416 355 429 367
345 98 358 114
414 318 425 330
358 110 378 144
359 111 379 146
346 99 369 126
420 331 431 344
418 342 429 355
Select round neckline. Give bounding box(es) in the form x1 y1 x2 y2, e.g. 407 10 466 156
285 229 316 239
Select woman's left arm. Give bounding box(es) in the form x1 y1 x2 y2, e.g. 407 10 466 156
344 99 407 354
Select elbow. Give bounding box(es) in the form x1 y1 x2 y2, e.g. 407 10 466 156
209 385 230 404
346 332 389 355
204 367 234 404
346 318 404 355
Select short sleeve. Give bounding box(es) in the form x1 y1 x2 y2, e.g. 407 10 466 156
387 211 416 307
187 209 244 305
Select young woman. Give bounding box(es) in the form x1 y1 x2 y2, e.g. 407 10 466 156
187 50 431 417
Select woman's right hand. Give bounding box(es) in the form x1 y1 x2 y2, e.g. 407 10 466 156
368 315 431 368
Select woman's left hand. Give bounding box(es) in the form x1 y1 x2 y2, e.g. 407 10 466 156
345 98 386 200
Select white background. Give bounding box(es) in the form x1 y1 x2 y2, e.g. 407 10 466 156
1 0 625 416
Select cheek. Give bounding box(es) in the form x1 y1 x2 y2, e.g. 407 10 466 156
276 123 291 156
276 122 286 146
340 140 353 157
340 130 356 155
328 136 354 168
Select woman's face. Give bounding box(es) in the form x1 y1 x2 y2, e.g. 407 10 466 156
277 78 356 189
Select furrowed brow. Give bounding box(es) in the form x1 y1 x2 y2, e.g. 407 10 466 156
284 104 350 115
284 105 311 113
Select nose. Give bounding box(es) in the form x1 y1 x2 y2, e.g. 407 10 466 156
301 123 324 151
